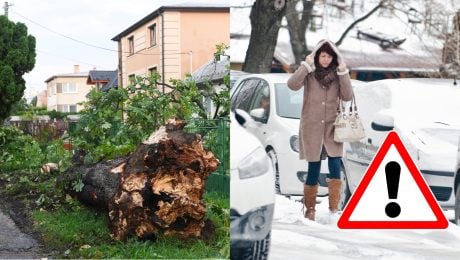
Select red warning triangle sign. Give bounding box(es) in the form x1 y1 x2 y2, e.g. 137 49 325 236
338 131 449 229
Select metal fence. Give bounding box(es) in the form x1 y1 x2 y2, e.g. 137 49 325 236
185 118 230 196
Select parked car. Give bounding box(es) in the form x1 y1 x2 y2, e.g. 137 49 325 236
453 135 460 224
346 78 460 210
230 70 249 89
231 73 313 196
230 73 363 198
230 110 275 260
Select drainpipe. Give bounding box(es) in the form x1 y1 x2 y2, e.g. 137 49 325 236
161 11 165 93
118 40 123 88
118 40 124 121
189 51 193 74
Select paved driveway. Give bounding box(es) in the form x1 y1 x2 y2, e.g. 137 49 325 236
0 209 40 259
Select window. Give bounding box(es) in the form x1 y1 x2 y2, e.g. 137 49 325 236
62 83 77 93
55 83 77 93
148 67 158 85
231 79 261 112
149 66 158 76
149 24 157 47
250 82 270 122
57 104 77 112
69 105 77 113
128 36 134 55
128 74 136 86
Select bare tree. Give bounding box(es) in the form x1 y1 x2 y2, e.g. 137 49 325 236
285 0 316 65
243 0 393 70
286 0 387 64
441 9 460 76
242 0 287 73
335 0 387 46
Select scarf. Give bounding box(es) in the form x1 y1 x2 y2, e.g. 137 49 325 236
314 65 338 87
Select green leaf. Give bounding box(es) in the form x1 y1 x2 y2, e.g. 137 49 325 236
101 122 112 129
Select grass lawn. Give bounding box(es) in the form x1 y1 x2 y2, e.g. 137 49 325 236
32 192 229 259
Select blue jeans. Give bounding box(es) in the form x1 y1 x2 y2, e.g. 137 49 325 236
305 156 341 185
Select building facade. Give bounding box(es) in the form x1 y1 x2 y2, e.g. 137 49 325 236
111 3 229 91
45 65 94 112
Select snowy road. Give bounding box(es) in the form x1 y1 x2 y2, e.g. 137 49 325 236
270 196 460 260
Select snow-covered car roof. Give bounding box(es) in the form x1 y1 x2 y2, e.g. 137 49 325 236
355 78 460 126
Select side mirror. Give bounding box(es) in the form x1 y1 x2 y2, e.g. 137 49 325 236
235 109 255 128
249 108 266 121
371 109 394 131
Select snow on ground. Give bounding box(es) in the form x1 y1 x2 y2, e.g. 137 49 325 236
270 195 460 260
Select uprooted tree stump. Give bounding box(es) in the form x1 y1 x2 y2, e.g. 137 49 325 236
60 118 219 241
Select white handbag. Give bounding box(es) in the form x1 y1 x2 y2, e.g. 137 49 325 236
333 95 365 143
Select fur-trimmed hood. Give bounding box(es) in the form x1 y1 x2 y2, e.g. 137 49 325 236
309 39 344 72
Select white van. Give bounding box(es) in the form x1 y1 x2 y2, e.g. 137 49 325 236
344 78 460 210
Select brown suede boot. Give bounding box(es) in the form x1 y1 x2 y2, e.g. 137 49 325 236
328 179 342 213
303 184 318 221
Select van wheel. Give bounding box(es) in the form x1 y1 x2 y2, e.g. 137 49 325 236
231 232 271 260
267 150 281 194
455 185 460 225
339 166 351 210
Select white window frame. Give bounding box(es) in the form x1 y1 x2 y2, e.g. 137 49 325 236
58 104 77 112
62 83 77 93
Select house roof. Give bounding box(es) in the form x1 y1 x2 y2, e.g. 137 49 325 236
111 1 229 41
192 56 229 84
87 69 118 92
44 72 89 83
100 72 119 92
87 70 117 84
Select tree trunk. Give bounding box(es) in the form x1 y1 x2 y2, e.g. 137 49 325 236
286 0 316 65
441 9 460 76
60 118 219 241
242 0 287 73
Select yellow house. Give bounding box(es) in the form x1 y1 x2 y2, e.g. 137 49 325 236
45 65 94 112
111 3 229 92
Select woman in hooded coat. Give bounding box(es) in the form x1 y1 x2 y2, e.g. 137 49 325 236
287 39 353 221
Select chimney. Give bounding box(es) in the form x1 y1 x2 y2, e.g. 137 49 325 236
74 64 80 73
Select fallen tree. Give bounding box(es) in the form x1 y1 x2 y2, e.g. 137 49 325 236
59 118 219 241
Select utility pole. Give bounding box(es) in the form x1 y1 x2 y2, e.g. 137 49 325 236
3 1 13 17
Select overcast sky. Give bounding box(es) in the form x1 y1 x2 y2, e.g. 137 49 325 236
6 0 223 100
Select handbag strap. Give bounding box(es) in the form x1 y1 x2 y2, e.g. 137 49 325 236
337 93 359 116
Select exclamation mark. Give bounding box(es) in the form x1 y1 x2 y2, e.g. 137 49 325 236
385 161 401 218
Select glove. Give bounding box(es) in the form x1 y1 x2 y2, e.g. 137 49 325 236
305 54 314 66
338 61 347 72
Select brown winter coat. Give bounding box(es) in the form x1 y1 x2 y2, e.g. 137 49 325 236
287 40 353 162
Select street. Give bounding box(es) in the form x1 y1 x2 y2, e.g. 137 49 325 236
0 208 40 259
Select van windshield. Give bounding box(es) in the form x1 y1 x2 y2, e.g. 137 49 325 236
274 83 303 119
